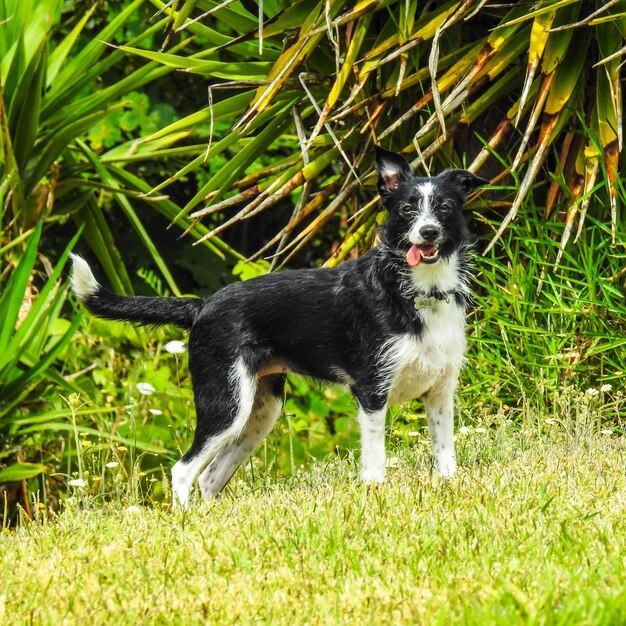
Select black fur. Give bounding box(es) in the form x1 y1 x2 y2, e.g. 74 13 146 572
83 290 203 328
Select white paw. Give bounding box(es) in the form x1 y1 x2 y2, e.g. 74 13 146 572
436 450 457 478
361 467 386 484
172 490 189 510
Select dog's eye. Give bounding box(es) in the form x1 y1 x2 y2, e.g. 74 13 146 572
398 203 413 218
439 202 453 214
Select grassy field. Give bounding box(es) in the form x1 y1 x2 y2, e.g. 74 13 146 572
3 402 626 626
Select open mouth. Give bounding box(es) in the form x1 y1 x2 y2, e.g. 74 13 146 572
406 244 440 267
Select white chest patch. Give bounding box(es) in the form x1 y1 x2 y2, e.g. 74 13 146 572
381 300 467 405
410 251 462 292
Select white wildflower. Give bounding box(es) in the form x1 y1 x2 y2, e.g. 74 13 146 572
68 478 87 488
165 340 186 354
601 429 613 436
149 409 163 416
600 384 613 393
585 388 600 397
136 382 155 396
458 426 471 435
105 462 119 469
126 505 142 514
407 431 420 437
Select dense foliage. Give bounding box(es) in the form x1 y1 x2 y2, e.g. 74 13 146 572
1 0 624 519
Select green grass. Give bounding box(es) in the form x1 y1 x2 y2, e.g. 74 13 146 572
3 402 626 625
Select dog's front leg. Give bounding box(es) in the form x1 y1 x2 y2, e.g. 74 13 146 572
423 372 459 478
353 388 388 483
358 405 388 483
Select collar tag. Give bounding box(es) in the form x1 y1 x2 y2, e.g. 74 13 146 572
414 296 437 310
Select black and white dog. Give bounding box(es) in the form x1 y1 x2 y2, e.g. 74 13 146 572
70 147 484 508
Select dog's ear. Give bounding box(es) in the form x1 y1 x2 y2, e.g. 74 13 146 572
436 169 487 196
375 146 412 195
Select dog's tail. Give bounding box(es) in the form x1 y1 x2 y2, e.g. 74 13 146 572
69 254 203 330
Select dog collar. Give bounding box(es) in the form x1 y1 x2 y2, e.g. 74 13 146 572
413 289 468 310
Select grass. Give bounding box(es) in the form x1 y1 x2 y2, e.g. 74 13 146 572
3 396 626 625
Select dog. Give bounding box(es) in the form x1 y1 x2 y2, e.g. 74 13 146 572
70 146 484 508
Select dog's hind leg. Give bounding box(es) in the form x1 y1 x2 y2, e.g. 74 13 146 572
198 375 285 499
424 369 459 478
171 356 258 509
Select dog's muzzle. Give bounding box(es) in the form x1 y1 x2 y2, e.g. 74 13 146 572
406 243 440 267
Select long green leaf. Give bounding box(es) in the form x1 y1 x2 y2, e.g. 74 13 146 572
17 423 171 455
117 44 273 79
4 230 81 366
0 220 41 356
12 43 45 172
0 462 46 483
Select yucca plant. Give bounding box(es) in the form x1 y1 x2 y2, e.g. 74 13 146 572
0 222 80 485
127 0 624 267
0 0 185 508
0 0 239 293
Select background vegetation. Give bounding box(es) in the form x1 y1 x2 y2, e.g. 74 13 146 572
1 0 624 524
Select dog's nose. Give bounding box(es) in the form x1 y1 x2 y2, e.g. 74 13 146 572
419 224 440 241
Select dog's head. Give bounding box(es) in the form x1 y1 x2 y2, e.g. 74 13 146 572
375 146 485 267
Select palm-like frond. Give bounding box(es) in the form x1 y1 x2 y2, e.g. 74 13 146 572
137 0 624 265
0 0 239 293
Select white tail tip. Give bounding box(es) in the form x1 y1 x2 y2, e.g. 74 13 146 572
69 253 100 300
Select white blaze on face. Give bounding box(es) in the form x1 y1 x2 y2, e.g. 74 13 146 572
419 182 433 212
408 182 441 244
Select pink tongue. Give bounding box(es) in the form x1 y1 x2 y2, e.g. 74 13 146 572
406 244 435 267
406 245 422 267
